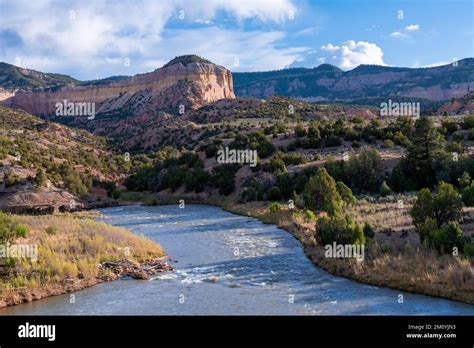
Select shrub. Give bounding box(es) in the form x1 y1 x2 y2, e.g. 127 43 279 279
425 222 470 254
379 181 392 197
276 173 294 199
295 123 307 137
462 115 474 130
335 147 384 193
0 212 28 245
461 181 474 206
304 210 316 222
416 217 438 244
263 156 287 175
304 168 342 215
185 167 210 193
212 164 238 195
363 222 375 239
464 242 474 257
4 170 20 187
34 168 47 187
324 135 342 148
316 213 365 246
336 181 356 206
458 172 471 189
269 202 282 213
111 189 122 200
411 182 464 242
46 226 58 235
382 139 395 148
267 186 281 201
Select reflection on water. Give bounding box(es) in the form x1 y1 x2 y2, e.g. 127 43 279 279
1 204 473 315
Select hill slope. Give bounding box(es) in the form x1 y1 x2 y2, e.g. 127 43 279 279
0 105 125 212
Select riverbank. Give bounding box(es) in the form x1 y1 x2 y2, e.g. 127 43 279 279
122 192 474 304
0 213 170 308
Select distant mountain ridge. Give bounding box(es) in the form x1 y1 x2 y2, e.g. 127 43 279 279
233 58 474 105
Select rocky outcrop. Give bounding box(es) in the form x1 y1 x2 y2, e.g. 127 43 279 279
1 56 235 116
0 189 83 214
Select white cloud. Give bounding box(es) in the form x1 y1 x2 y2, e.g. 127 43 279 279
389 24 420 41
339 41 385 69
317 41 385 70
294 26 322 36
163 28 307 72
321 43 340 52
0 0 297 78
405 24 420 31
289 40 385 70
389 31 410 39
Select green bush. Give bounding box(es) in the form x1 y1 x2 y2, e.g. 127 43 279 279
111 189 122 200
295 123 307 137
263 156 287 175
304 168 342 215
316 213 365 246
267 186 281 201
363 222 375 239
0 212 28 244
425 222 470 254
411 182 464 244
461 181 474 206
46 226 58 235
415 217 438 244
304 210 316 222
269 202 282 213
463 242 474 257
411 182 463 229
462 115 474 130
34 168 47 187
382 139 394 148
212 164 239 196
458 172 471 189
336 181 356 205
379 181 392 197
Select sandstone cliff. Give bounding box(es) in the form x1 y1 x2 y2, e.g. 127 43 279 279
1 55 235 116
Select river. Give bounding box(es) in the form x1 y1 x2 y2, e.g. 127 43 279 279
1 204 473 315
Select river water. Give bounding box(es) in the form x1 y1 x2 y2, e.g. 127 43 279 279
1 204 473 315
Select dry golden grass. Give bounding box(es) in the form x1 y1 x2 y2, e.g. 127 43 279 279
0 214 164 305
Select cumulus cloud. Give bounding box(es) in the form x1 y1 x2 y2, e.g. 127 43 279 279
338 41 385 69
0 0 297 79
405 24 420 31
318 41 385 69
321 43 340 52
288 40 385 70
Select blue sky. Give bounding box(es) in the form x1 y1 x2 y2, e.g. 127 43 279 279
0 0 472 80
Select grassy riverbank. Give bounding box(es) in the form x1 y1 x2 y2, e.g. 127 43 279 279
120 192 474 304
0 213 165 308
